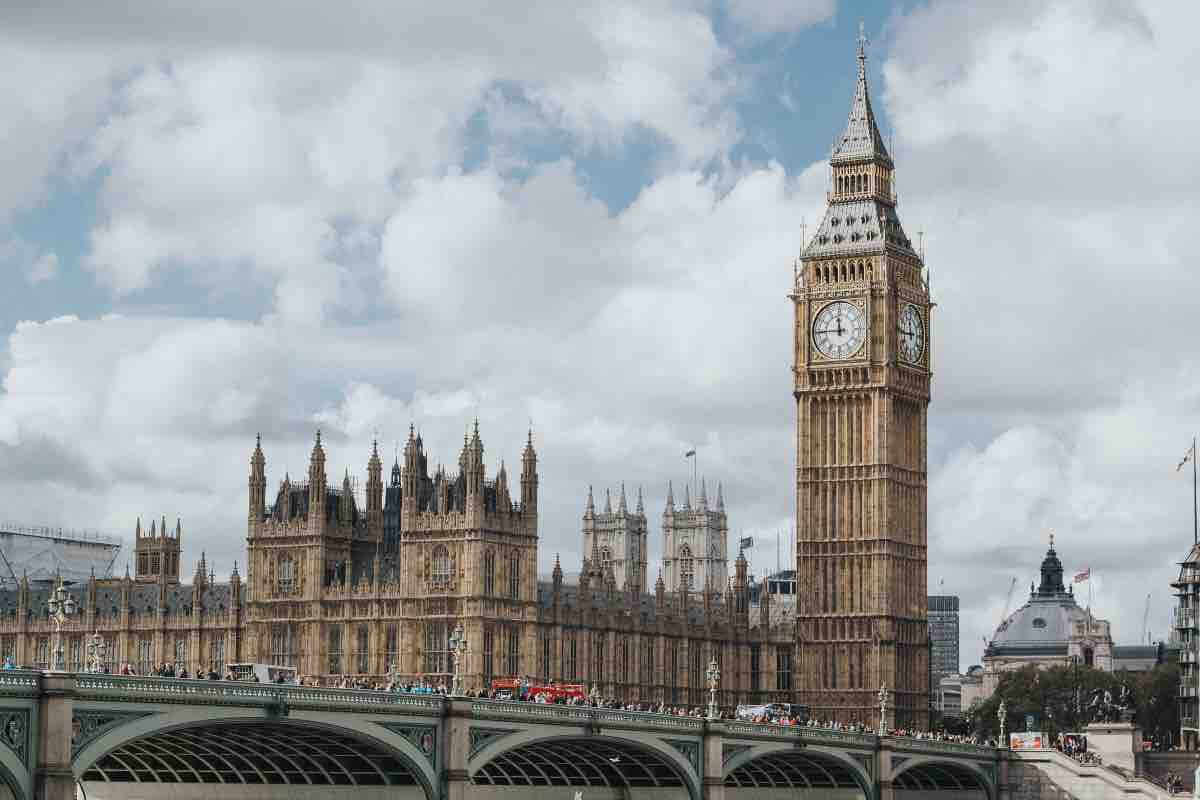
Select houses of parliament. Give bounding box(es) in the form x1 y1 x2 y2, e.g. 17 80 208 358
0 34 931 727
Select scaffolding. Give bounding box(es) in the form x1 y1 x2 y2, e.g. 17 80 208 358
0 523 122 589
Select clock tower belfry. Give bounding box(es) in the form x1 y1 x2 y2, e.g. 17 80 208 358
792 29 931 728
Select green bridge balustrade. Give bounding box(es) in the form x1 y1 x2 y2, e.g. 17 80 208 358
0 670 1007 800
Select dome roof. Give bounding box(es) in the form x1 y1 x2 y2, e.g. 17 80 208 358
987 595 1086 656
986 537 1086 657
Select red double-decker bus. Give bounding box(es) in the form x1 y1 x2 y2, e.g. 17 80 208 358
489 678 587 703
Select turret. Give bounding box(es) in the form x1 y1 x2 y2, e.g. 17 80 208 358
340 469 353 524
716 482 725 512
520 429 538 519
249 434 266 521
655 570 665 610
496 461 510 509
308 430 327 520
636 486 644 515
552 553 563 594
464 420 485 502
618 483 628 515
403 425 420 512
683 483 692 510
665 481 675 515
698 478 708 511
584 485 595 520
604 488 613 515
366 439 383 528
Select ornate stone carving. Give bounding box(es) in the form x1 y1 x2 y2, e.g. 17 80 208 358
0 709 29 765
468 726 517 758
662 738 699 772
721 743 752 766
377 723 437 765
71 710 153 757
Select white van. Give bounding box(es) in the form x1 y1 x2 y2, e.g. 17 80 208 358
228 663 298 685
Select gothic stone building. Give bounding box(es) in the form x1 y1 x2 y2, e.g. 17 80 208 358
792 32 932 728
0 427 796 709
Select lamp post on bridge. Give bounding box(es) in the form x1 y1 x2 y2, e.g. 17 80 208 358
449 623 467 697
878 684 888 736
85 632 107 673
45 575 77 672
998 700 1008 748
705 658 721 720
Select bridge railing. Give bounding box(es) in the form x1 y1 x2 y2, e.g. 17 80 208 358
0 670 41 695
72 673 447 713
470 699 706 732
724 720 879 748
884 735 997 758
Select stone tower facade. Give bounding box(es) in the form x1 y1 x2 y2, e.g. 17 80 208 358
133 515 181 585
792 31 931 728
581 485 649 594
662 480 728 593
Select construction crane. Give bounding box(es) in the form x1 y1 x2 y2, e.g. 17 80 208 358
1143 593 1152 645
998 576 1018 629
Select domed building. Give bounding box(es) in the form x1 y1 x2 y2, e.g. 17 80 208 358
980 536 1113 697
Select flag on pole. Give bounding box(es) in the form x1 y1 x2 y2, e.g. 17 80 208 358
1073 568 1090 584
1179 442 1196 472
685 449 696 458
739 536 754 550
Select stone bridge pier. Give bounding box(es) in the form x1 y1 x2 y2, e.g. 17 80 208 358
0 671 1003 800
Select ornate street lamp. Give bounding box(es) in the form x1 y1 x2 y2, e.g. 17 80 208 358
45 575 78 672
589 684 601 706
998 700 1008 748
387 660 400 691
85 632 107 674
705 658 721 720
448 623 467 697
878 684 888 736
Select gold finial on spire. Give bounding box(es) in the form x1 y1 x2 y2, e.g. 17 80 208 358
1049 529 1055 549
857 20 868 76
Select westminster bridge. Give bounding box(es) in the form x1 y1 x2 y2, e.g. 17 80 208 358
0 670 1007 800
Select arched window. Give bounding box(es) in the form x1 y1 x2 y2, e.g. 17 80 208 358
432 546 451 586
277 554 295 594
508 552 520 600
600 547 612 567
1084 647 1094 667
483 550 495 595
679 544 694 590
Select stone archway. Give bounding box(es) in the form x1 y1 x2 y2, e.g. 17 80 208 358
891 756 992 799
470 734 700 800
73 717 436 800
723 744 872 800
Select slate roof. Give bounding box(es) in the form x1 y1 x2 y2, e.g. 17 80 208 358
830 42 893 167
802 199 917 259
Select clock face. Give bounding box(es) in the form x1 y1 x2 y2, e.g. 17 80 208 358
812 301 867 360
898 303 924 363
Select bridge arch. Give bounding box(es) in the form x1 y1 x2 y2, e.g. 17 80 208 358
723 742 872 800
0 746 25 800
469 728 701 800
890 755 992 799
72 712 437 800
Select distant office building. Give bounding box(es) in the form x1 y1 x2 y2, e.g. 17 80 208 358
929 595 960 679
936 674 963 717
1173 541 1200 750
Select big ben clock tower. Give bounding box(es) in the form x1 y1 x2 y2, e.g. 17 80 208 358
792 28 931 728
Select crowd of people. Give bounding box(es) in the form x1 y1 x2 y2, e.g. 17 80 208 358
0 658 1002 746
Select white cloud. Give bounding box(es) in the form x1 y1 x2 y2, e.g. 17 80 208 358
887 0 1200 667
27 252 58 284
726 0 838 35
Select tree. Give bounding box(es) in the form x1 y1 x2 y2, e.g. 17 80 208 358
1128 664 1180 748
967 664 1121 741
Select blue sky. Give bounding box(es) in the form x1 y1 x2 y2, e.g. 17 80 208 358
1 0 1198 672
